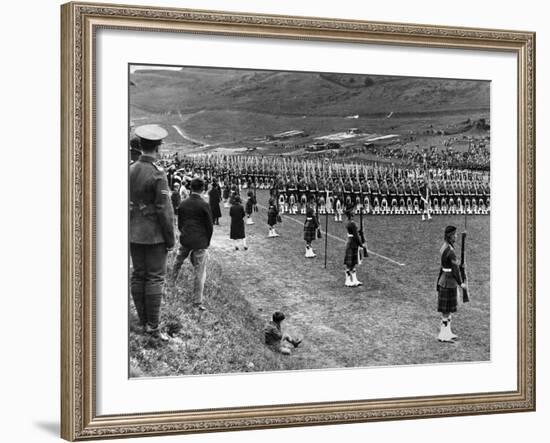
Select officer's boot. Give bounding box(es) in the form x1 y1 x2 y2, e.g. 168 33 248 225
131 290 146 330
145 293 169 341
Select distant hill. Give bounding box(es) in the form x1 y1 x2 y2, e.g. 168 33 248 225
130 67 490 117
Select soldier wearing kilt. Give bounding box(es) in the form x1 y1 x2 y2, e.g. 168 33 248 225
245 190 256 225
343 209 364 287
352 179 361 210
344 179 353 208
287 176 298 204
267 198 280 237
303 206 319 258
436 225 467 342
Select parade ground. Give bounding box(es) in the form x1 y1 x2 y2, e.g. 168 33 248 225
129 190 490 377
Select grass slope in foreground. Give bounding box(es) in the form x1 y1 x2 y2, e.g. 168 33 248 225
129 253 316 377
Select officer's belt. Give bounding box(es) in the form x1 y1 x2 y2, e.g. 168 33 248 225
132 202 157 215
441 267 452 272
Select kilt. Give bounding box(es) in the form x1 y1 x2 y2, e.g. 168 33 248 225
267 209 278 226
245 199 253 216
437 287 458 313
303 220 317 242
344 242 359 268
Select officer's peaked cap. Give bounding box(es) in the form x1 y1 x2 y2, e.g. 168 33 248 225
134 124 168 141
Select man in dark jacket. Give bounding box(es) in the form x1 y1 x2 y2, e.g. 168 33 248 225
171 177 213 310
130 125 175 340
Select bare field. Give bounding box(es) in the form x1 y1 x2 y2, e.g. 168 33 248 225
131 106 489 158
129 190 490 377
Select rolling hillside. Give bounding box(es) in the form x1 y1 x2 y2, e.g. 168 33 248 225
130 67 490 117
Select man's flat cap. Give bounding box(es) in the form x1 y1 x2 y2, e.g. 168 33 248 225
134 124 168 141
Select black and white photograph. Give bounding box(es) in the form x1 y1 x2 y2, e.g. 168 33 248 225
128 64 491 378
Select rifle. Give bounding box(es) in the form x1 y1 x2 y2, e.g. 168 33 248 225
460 232 470 303
324 190 329 269
275 186 282 223
359 206 369 258
253 178 258 212
315 192 322 239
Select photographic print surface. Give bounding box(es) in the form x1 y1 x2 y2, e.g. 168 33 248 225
128 64 490 378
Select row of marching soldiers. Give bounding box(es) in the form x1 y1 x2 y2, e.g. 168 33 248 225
131 126 468 344
267 176 490 218
170 171 490 219
167 157 490 217
167 164 367 289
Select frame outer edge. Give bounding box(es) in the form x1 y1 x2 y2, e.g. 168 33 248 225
61 2 78 441
61 2 536 439
61 1 74 440
527 31 536 410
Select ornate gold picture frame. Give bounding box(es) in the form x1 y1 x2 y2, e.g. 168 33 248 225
61 1 535 440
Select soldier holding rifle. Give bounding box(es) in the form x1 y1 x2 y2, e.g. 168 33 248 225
436 225 468 342
343 208 366 287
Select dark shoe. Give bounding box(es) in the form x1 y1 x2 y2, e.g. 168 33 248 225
145 324 169 341
244 247 248 251
235 247 239 250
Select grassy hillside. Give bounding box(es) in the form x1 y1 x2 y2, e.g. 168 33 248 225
130 67 490 117
129 191 490 377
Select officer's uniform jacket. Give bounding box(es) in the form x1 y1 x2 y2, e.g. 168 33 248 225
437 243 463 289
130 155 175 247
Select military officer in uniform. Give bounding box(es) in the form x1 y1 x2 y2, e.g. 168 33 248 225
130 124 175 340
129 136 141 164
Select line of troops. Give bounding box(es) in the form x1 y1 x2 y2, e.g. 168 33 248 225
167 158 491 218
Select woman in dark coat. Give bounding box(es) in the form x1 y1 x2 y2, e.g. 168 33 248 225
208 180 222 225
303 206 319 258
343 209 364 287
229 195 247 250
222 179 230 207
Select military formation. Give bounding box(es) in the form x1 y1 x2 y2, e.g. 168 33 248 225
164 153 490 219
130 125 479 346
